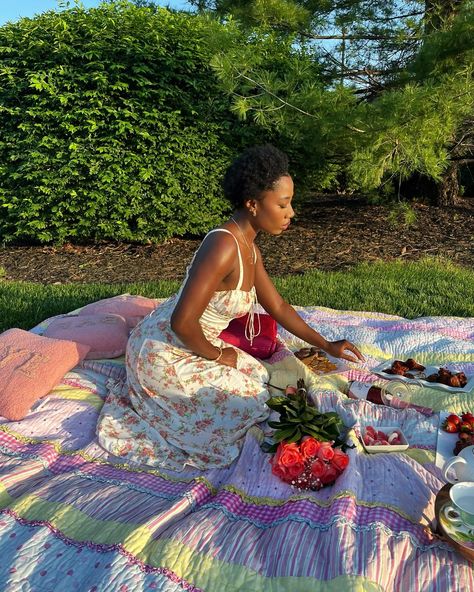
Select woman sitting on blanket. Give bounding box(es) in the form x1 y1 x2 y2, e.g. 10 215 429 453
97 144 363 471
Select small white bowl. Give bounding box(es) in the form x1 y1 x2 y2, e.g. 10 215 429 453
361 426 409 454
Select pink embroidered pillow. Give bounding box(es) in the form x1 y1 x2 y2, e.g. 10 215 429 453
219 313 278 359
0 329 90 421
78 295 159 328
44 314 129 360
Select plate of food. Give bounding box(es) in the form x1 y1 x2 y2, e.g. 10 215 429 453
371 358 474 393
360 425 409 453
293 347 349 375
436 411 474 469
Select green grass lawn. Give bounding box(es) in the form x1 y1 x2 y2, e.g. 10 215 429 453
1 257 473 332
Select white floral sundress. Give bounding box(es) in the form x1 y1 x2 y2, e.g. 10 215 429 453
97 229 270 471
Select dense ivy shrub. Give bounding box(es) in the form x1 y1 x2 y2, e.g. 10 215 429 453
0 2 265 243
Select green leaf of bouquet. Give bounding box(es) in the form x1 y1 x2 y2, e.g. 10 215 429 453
266 396 289 410
274 427 297 442
267 420 286 429
260 441 275 453
265 442 280 453
271 419 295 428
323 412 343 423
301 426 323 438
287 428 302 443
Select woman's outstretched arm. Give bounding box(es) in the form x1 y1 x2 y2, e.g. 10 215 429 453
254 247 364 363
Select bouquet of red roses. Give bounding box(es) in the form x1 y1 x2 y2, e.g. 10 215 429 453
264 380 350 490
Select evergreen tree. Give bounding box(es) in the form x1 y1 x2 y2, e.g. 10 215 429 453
207 0 474 203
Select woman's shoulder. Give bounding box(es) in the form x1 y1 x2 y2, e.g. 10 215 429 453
204 226 236 240
192 226 238 266
200 227 239 250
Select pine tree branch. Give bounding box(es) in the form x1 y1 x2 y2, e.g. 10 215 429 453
236 73 320 118
296 31 420 42
372 11 425 22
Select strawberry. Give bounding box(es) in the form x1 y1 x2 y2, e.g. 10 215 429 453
461 412 474 423
446 414 462 427
365 426 377 438
460 421 474 433
443 419 460 433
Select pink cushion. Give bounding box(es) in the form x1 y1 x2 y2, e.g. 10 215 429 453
44 314 129 360
78 295 159 328
0 329 90 421
219 313 278 359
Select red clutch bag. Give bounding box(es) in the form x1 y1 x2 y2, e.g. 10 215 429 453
219 313 278 359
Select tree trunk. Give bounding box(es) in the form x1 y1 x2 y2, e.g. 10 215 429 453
435 162 461 206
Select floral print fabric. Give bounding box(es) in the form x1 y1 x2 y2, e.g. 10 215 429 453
97 290 270 471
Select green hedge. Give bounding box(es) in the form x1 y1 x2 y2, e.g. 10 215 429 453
0 2 264 244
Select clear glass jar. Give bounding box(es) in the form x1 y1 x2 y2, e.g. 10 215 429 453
380 378 424 407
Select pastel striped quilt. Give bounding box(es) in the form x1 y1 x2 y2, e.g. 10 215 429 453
0 306 473 591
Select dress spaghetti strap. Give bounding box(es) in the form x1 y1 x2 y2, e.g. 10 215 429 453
206 229 244 291
184 228 244 291
208 230 260 344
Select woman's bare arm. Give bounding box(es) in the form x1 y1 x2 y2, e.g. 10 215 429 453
253 247 364 363
170 232 239 366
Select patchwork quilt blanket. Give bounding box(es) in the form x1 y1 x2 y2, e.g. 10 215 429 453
1 306 474 591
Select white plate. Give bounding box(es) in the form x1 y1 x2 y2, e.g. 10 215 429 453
371 361 474 393
436 411 459 469
360 426 409 453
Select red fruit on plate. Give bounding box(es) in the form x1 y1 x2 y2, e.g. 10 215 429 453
443 420 460 433
446 414 462 427
460 421 474 433
365 426 377 437
461 412 474 423
377 430 388 441
460 432 471 442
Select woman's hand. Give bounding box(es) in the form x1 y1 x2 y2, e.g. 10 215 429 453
218 347 238 368
325 340 364 363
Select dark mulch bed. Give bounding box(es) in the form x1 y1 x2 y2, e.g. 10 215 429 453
1 195 473 284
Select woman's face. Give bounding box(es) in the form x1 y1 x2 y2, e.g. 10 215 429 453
253 175 295 235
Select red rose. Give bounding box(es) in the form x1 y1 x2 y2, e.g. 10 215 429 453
300 436 321 460
287 460 306 478
317 441 335 461
271 443 289 481
332 448 349 472
271 461 290 482
320 463 339 485
279 442 304 467
310 458 326 478
271 442 305 482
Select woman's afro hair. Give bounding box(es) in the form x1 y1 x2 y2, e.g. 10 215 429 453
223 144 289 208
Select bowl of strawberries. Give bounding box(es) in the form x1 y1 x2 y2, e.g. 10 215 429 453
442 412 474 455
361 425 409 453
